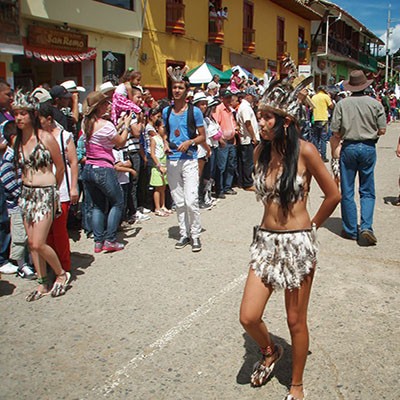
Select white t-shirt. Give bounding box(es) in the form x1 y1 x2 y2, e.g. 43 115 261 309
115 83 128 96
237 99 260 145
54 129 73 202
113 149 130 185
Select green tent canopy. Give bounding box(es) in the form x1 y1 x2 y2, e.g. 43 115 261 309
187 63 224 84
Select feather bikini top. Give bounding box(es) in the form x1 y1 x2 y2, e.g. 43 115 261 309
254 169 308 204
19 140 53 171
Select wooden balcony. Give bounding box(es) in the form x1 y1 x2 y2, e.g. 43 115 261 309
243 28 255 54
166 2 185 35
277 40 287 60
208 16 224 45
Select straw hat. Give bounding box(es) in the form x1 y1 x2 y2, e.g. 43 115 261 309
99 81 116 94
192 91 208 104
83 91 108 116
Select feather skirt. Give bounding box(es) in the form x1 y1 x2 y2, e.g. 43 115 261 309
19 184 60 224
249 227 318 290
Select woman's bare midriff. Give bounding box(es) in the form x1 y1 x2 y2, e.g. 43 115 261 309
260 199 312 231
22 167 56 187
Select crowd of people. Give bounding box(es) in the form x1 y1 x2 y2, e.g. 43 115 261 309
0 58 397 398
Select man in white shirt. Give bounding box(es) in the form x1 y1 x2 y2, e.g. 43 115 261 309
236 86 259 190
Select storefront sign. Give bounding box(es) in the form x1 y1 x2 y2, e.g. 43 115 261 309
28 26 88 51
298 65 311 77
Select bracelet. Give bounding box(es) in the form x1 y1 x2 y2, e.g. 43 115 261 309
190 140 195 146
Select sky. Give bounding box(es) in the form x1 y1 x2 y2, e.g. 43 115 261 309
332 1 400 54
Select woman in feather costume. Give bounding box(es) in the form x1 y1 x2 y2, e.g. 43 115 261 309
239 58 341 400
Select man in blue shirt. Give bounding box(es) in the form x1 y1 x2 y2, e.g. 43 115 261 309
163 70 206 252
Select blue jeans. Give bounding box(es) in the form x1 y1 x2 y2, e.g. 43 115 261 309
340 141 377 237
82 165 124 243
311 121 328 159
0 181 10 266
238 143 254 188
216 143 237 193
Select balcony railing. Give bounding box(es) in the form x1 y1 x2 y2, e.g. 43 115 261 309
277 40 287 60
166 2 185 35
243 28 255 53
208 15 224 45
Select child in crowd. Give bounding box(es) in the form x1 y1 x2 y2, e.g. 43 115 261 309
113 147 137 225
119 86 150 223
112 69 142 124
150 112 170 217
0 121 35 279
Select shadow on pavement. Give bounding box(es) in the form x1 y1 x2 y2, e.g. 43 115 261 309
321 216 342 237
383 196 399 205
168 226 180 240
70 252 95 280
236 332 292 388
0 279 16 297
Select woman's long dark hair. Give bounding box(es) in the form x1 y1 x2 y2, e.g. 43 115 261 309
13 109 41 170
255 112 300 214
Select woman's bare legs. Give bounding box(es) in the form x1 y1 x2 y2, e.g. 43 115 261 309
25 213 66 293
240 268 278 365
284 269 315 399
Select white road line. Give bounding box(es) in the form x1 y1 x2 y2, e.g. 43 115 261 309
84 273 247 398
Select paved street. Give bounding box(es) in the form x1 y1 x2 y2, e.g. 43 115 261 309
1 124 399 400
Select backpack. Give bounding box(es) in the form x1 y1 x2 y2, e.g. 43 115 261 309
164 103 197 142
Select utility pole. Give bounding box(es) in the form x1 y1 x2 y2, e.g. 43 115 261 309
385 4 391 88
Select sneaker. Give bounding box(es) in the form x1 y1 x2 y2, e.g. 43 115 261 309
358 229 377 246
140 207 152 214
0 262 18 274
216 192 226 199
17 264 37 280
94 242 103 253
191 238 202 252
135 211 151 222
199 201 213 210
175 236 190 249
224 188 237 195
102 240 124 252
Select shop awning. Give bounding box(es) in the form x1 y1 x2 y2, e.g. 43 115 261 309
24 43 96 63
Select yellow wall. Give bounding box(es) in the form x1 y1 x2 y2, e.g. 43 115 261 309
141 0 313 89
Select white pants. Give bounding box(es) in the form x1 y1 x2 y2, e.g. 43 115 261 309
167 159 201 239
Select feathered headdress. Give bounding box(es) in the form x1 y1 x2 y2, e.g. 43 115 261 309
167 65 189 82
12 89 40 111
260 55 313 119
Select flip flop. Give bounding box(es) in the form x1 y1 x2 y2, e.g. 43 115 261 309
50 272 71 297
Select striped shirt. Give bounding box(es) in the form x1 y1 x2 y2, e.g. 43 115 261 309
0 147 22 212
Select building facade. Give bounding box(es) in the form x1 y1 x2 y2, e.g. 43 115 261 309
140 0 321 99
0 0 143 93
309 0 384 87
